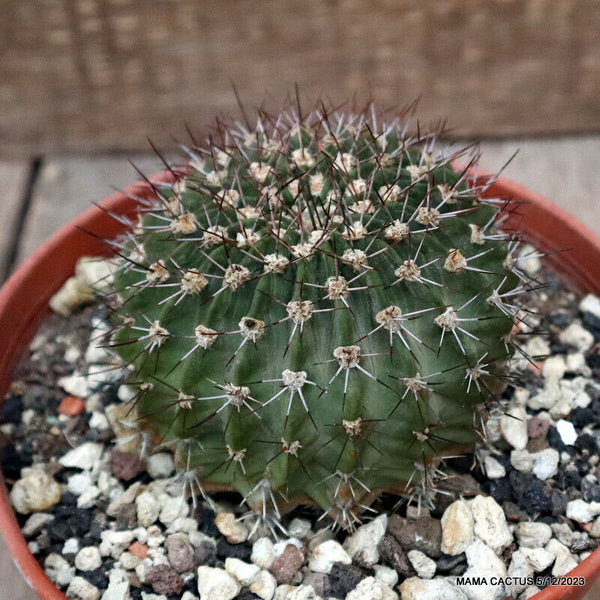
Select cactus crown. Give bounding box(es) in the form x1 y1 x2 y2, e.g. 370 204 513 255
110 105 524 529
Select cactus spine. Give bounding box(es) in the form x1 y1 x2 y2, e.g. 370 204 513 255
110 106 524 529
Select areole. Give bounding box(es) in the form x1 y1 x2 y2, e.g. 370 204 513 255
0 170 599 600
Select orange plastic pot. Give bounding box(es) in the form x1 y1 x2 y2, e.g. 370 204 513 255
0 172 600 599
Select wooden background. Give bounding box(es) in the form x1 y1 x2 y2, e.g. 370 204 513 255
2 0 600 156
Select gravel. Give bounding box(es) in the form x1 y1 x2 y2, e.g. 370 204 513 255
3 258 600 600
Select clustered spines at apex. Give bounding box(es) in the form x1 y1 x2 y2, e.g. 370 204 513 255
109 105 529 530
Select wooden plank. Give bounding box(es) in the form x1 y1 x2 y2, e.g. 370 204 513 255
477 137 600 237
1 0 600 156
15 154 166 267
0 161 29 281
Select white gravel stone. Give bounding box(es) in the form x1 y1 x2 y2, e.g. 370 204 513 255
89 412 110 430
519 586 542 600
66 575 101 600
500 405 528 450
559 321 594 352
308 539 351 573
22 512 54 537
49 277 95 317
566 353 591 377
224 557 260 586
373 564 398 589
67 472 94 496
273 585 295 600
75 546 102 572
252 537 275 569
580 294 600 318
407 549 436 578
483 456 506 479
181 593 199 600
10 471 62 514
59 442 103 469
119 551 140 570
556 419 578 445
101 569 130 600
470 495 513 554
520 547 556 572
551 523 580 547
532 448 560 480
215 512 248 543
197 566 241 600
63 538 80 555
506 550 534 596
441 499 474 555
77 485 101 509
45 553 76 587
566 499 600 523
510 450 533 473
546 538 578 576
285 585 321 600
287 518 312 540
100 530 136 558
459 540 507 600
542 355 567 384
346 576 398 600
58 371 95 398
399 577 466 600
146 453 175 478
514 522 552 548
343 514 387 566
136 491 161 527
158 493 189 525
249 570 277 600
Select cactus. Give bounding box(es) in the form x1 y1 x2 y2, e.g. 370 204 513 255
109 105 525 529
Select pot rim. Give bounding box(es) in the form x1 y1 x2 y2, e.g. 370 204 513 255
0 170 599 600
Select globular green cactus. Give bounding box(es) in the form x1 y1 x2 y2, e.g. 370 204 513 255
110 106 524 529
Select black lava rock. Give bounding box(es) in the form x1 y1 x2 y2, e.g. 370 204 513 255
216 539 252 561
436 552 468 575
0 395 23 424
328 563 365 599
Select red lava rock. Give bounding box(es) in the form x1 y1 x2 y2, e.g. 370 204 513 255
110 449 146 481
270 544 304 584
528 416 550 439
145 564 185 596
527 437 549 452
166 535 196 573
58 395 85 416
128 541 149 560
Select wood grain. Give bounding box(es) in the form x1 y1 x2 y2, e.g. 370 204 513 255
2 0 600 156
0 161 29 280
15 154 165 268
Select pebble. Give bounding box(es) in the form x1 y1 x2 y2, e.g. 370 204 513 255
101 569 130 600
407 549 436 578
527 415 550 439
342 514 387 566
49 277 95 317
580 293 600 318
441 500 474 555
165 534 195 573
146 453 175 479
145 563 185 596
57 371 95 400
273 538 303 556
531 448 560 480
566 499 600 522
75 546 102 571
520 547 555 572
45 553 76 587
546 538 578 576
196 566 241 600
285 585 320 600
159 494 189 526
136 491 161 527
328 563 363 597
556 419 578 445
58 395 86 416
506 550 534 596
399 577 467 600
118 551 140 570
470 495 512 554
224 557 260 585
345 576 398 600
483 456 506 479
308 539 351 573
500 405 529 450
249 570 277 600
460 540 507 600
559 321 594 352
22 512 54 537
287 518 312 540
110 449 146 481
387 514 442 558
270 544 304 584
252 537 275 569
373 564 398 588
514 521 552 548
301 572 328 598
378 535 414 577
511 449 533 473
66 576 100 600
59 442 103 469
215 512 249 544
10 471 61 514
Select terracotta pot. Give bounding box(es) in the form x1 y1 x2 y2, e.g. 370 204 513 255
0 172 599 600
